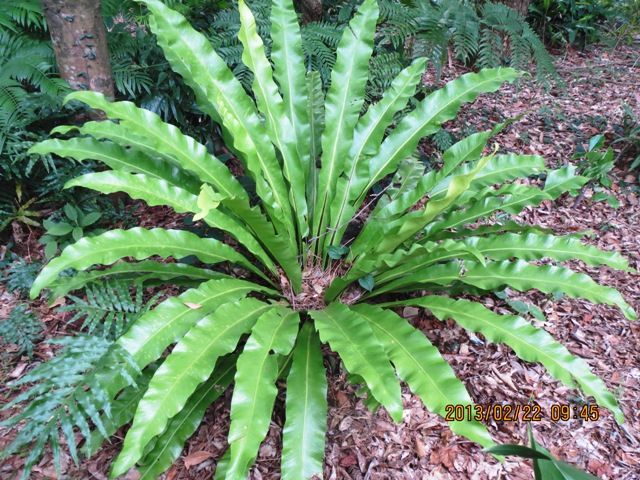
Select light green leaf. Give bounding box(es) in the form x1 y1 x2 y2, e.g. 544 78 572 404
226 309 299 479
29 138 202 194
389 295 625 423
111 299 273 477
328 58 427 249
138 0 296 247
310 303 403 421
353 304 494 448
281 323 327 480
30 227 265 298
49 261 227 298
118 278 276 368
62 91 246 201
312 0 378 253
238 0 308 238
270 0 311 182
374 259 636 320
194 184 225 221
137 356 236 479
359 68 522 202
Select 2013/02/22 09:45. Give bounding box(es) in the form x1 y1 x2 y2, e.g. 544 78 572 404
444 403 601 422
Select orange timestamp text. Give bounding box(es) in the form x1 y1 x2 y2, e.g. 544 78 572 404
444 403 600 422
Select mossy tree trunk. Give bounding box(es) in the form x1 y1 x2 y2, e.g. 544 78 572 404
42 0 114 98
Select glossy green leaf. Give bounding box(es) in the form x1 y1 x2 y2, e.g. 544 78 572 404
137 356 236 479
65 171 276 273
138 0 296 246
29 137 202 194
30 227 264 298
118 278 275 369
376 232 630 285
238 0 307 238
353 304 494 448
49 261 226 299
111 299 273 477
358 68 522 202
389 295 625 422
225 309 299 479
312 0 378 252
328 58 427 249
310 303 403 421
270 0 311 181
281 323 327 480
374 259 636 320
62 91 246 201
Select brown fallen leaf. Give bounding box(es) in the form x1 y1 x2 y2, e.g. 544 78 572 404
183 450 214 469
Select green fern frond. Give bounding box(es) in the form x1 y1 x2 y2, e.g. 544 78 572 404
0 305 43 358
0 336 142 479
61 280 162 340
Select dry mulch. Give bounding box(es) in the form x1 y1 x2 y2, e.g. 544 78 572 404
1 45 640 479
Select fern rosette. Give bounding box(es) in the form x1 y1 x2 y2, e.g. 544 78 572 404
12 0 635 478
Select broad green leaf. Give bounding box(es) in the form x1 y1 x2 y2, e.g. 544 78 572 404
353 155 492 256
389 295 625 422
138 0 296 247
374 259 636 320
270 0 311 181
353 304 494 448
44 221 73 236
111 299 273 477
431 154 546 201
41 127 295 279
376 232 630 285
358 68 522 202
49 261 227 298
118 278 275 368
544 165 589 198
312 0 378 253
310 303 403 421
328 58 427 249
65 172 276 273
62 91 246 201
238 0 308 238
29 138 202 194
226 309 299 479
305 71 324 222
30 227 265 298
281 323 327 480
138 356 236 479
424 184 553 237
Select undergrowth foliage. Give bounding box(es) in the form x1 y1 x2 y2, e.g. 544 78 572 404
0 305 42 358
61 280 162 340
7 0 635 478
210 0 557 96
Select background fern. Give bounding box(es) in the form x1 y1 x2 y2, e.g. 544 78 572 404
60 280 162 340
0 336 142 479
2 258 43 297
0 305 43 358
208 0 557 99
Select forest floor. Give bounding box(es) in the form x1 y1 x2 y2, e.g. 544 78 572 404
1 45 640 479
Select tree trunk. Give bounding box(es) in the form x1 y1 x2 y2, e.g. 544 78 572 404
502 0 531 17
42 0 114 98
294 0 323 24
